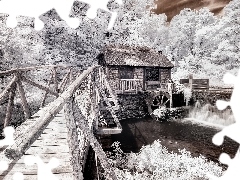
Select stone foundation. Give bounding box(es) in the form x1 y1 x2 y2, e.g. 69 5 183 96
116 93 148 120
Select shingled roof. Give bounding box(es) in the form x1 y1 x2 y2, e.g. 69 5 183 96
98 45 174 68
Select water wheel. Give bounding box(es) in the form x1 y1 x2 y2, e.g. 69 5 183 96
145 91 171 119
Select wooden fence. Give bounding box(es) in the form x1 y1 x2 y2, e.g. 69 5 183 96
180 75 209 90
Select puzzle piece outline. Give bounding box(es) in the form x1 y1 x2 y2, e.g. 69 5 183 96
0 126 19 176
24 155 60 180
209 69 240 179
0 126 15 147
0 0 123 30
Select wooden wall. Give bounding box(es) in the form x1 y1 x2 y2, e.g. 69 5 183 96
133 68 144 90
106 66 172 92
107 67 119 90
160 68 171 83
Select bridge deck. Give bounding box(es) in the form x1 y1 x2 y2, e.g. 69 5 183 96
0 111 74 180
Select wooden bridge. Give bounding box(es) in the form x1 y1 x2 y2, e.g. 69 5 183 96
0 65 122 179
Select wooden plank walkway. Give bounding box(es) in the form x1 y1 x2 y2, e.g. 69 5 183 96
0 111 74 180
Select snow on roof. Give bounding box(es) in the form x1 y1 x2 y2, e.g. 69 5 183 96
99 45 174 68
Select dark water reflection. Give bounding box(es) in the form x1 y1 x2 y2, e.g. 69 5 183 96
101 117 239 167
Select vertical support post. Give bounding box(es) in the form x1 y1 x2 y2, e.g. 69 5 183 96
168 83 173 108
69 68 73 83
189 74 193 91
159 68 161 86
41 73 53 107
99 68 103 91
143 67 146 91
59 69 71 93
92 69 98 132
4 80 17 127
95 152 99 180
87 72 93 130
53 67 58 93
16 78 30 119
106 67 109 79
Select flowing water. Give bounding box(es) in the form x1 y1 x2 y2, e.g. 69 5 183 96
189 101 235 126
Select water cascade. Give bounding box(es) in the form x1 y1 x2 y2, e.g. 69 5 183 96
189 101 235 126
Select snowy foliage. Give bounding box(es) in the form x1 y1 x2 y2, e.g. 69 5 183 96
152 106 167 120
0 0 239 83
183 87 192 105
110 140 223 180
105 0 239 87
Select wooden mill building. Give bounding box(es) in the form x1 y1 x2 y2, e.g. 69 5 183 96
97 45 174 94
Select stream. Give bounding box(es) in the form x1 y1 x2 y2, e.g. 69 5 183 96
100 114 238 168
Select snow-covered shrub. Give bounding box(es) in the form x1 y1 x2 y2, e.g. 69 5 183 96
184 87 192 106
152 106 167 120
111 140 223 179
152 108 187 121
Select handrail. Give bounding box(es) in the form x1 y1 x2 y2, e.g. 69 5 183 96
0 65 75 76
4 65 100 160
3 65 119 179
119 78 141 93
120 79 141 81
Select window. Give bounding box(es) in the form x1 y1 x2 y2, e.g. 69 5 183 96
146 67 160 81
119 66 134 79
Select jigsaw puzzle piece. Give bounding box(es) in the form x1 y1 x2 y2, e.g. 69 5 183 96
0 126 15 147
216 100 230 111
208 150 240 179
12 172 24 180
79 0 123 29
0 0 79 30
223 73 236 85
213 122 240 146
54 0 80 29
25 155 59 180
0 160 8 171
210 69 240 179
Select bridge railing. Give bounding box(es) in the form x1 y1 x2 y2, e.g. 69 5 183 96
0 65 76 128
118 79 141 94
2 65 118 180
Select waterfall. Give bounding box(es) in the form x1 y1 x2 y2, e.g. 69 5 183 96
189 100 235 126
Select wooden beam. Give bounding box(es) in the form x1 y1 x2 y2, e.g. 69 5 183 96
16 79 30 119
41 73 53 107
0 76 17 104
21 76 58 97
4 65 100 160
70 98 117 180
64 100 86 179
4 82 17 127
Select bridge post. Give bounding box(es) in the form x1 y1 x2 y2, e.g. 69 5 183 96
41 73 53 107
52 67 59 93
189 74 193 91
4 80 17 127
16 77 30 119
